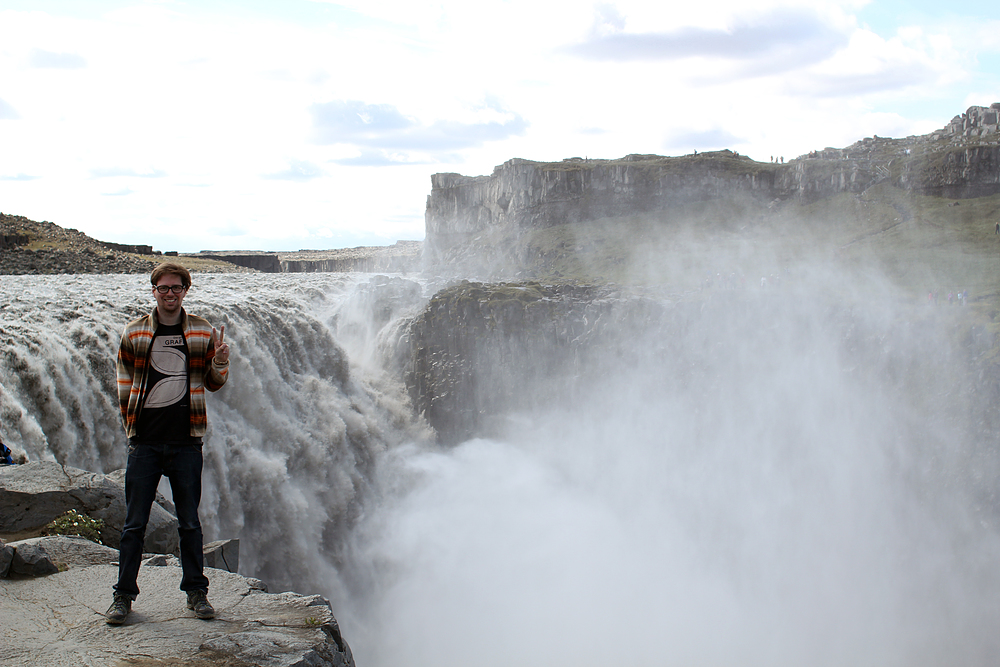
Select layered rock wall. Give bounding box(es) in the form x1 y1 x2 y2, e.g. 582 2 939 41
424 104 1000 272
189 242 422 274
900 144 1000 197
282 253 418 273
425 151 774 266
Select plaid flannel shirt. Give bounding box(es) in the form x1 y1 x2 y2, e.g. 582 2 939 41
117 308 229 439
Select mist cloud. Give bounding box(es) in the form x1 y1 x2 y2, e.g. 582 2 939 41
344 262 1000 667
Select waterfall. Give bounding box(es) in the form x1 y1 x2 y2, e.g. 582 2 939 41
0 272 431 600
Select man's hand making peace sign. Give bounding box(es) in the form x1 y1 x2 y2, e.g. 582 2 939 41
211 325 230 364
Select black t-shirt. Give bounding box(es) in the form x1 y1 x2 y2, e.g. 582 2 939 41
137 323 195 443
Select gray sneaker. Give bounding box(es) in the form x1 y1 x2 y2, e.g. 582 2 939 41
186 589 215 619
105 593 132 625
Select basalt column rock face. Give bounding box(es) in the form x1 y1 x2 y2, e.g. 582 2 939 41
773 155 877 200
424 152 776 273
198 253 283 272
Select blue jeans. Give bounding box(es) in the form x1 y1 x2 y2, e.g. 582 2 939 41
114 440 209 598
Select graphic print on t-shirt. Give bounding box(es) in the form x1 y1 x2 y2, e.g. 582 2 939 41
145 334 187 408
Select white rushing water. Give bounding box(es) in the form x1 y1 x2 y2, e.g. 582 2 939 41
0 272 430 599
2 271 999 667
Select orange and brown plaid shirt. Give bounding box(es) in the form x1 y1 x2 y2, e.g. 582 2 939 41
117 309 229 439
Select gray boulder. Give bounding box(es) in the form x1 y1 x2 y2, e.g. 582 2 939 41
2 535 119 578
141 553 177 567
1 539 14 577
8 538 59 577
204 538 239 573
0 460 178 554
6 535 120 576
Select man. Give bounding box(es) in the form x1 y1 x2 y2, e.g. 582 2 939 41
106 262 230 625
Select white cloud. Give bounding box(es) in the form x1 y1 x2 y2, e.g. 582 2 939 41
262 160 325 182
664 129 747 153
565 6 851 69
91 167 168 179
0 97 19 119
310 99 528 156
780 25 959 98
102 188 135 197
28 48 87 69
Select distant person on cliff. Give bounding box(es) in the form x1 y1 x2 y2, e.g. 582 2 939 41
106 262 231 625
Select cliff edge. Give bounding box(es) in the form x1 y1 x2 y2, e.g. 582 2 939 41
1 556 354 667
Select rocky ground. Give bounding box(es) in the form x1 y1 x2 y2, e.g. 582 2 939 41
1 551 354 667
0 213 163 274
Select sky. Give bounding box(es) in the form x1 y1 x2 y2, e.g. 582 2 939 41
1 0 999 253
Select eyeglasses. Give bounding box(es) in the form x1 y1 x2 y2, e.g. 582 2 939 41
154 285 188 294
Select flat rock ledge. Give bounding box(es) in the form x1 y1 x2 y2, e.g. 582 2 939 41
0 547 354 667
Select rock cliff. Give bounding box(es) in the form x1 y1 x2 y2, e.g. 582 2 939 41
278 241 422 273
423 150 773 272
195 252 284 273
404 280 671 444
424 104 1000 276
